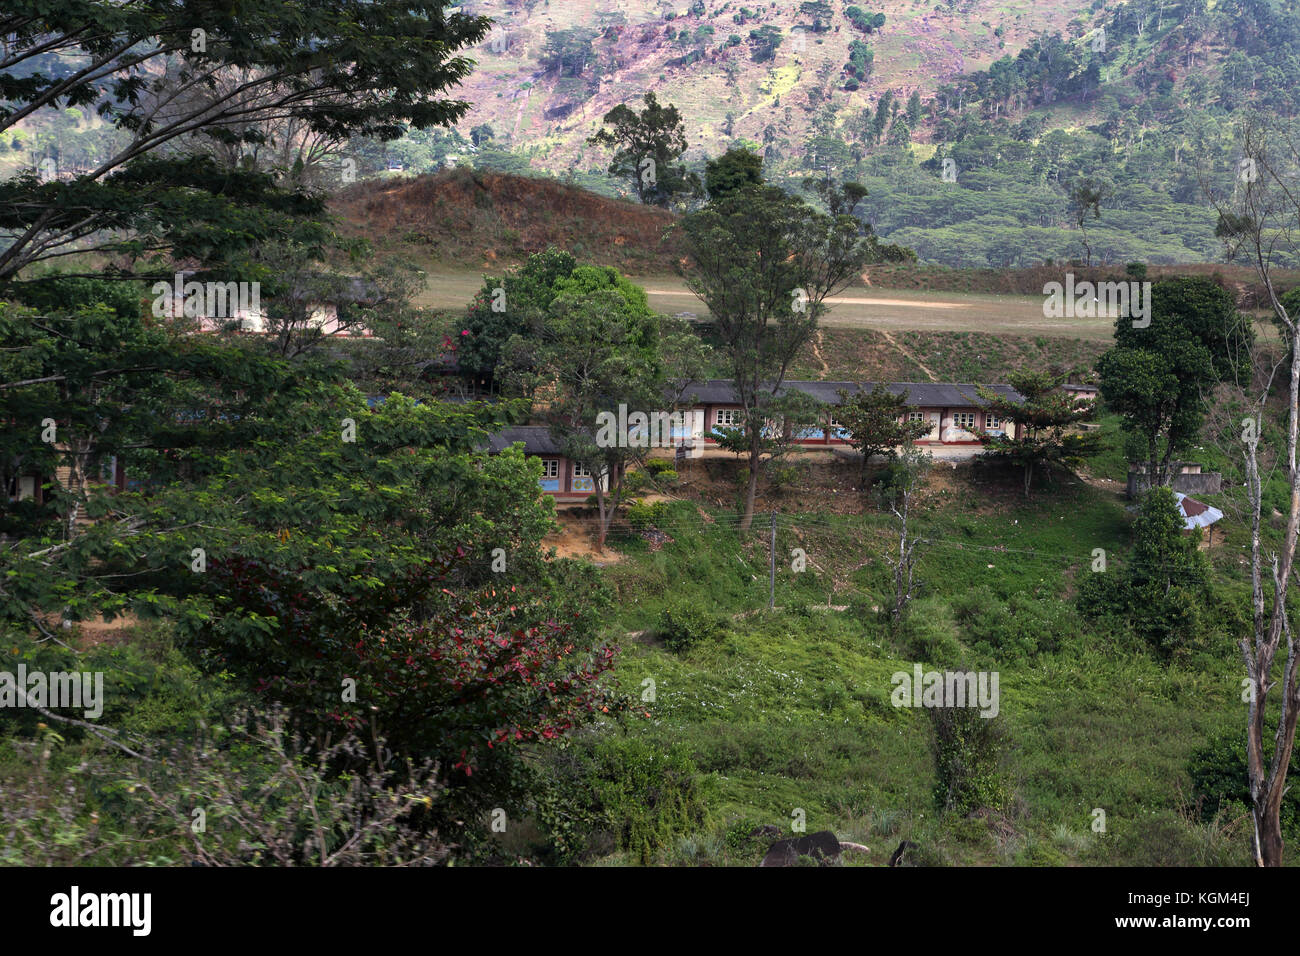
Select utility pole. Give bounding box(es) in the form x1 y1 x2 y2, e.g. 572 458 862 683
769 511 776 610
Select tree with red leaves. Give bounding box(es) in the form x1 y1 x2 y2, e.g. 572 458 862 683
130 380 617 827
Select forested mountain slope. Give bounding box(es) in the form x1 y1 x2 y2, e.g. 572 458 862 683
368 0 1300 268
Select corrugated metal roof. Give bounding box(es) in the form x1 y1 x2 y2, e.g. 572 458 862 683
1175 492 1223 528
672 380 1023 407
486 380 1026 455
486 426 562 455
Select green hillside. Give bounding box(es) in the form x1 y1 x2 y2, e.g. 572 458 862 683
353 0 1300 268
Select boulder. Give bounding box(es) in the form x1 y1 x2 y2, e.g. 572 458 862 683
759 830 842 867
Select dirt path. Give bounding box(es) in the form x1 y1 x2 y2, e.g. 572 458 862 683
878 329 938 382
810 329 831 377
545 513 623 564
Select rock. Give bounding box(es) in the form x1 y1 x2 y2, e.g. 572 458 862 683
888 840 917 867
759 830 842 867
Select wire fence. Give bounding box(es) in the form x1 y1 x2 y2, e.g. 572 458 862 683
544 499 1225 614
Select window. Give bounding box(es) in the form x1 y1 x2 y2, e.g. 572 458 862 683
715 408 740 427
828 415 842 429
908 411 926 423
953 411 976 430
985 413 1001 430
571 461 596 492
540 459 560 479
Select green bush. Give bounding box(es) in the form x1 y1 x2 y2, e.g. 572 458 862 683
596 738 708 863
1076 487 1215 659
544 736 708 864
656 599 722 651
723 816 770 854
627 500 669 531
930 704 1012 816
871 456 916 501
632 461 679 488
0 707 451 867
1189 730 1300 841
767 458 807 493
894 596 963 665
952 589 1072 659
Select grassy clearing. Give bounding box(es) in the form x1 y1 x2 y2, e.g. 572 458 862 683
571 454 1254 866
413 267 1116 341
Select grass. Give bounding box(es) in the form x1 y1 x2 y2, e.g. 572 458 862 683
412 267 1119 341
574 452 1255 865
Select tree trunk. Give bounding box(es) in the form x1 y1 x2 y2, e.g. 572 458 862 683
1158 447 1176 489
1254 798 1285 866
1149 434 1170 494
65 438 90 542
740 455 759 531
594 483 608 553
1242 296 1300 867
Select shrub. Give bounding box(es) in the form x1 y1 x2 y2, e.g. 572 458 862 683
1076 486 1215 659
894 596 962 665
929 704 1012 816
1013 834 1067 865
590 738 707 864
546 736 708 864
633 461 679 488
127 708 451 866
627 500 668 531
723 816 771 854
1 709 451 867
767 458 807 493
1189 730 1300 841
656 599 722 651
955 591 1072 659
672 831 724 865
624 470 652 494
873 456 915 501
